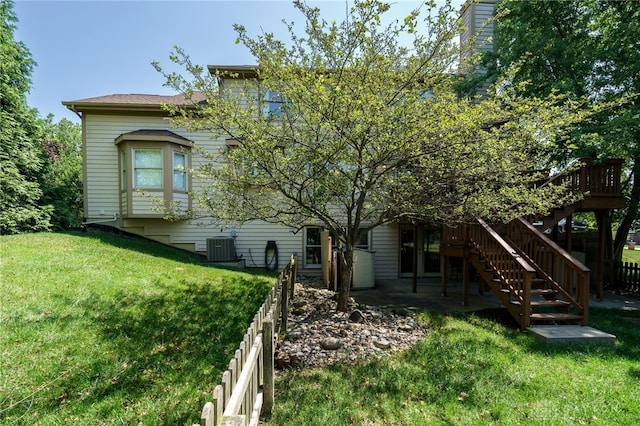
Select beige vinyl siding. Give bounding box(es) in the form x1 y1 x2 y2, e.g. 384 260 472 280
370 224 399 279
83 112 403 277
130 191 164 216
472 1 496 53
84 114 216 219
460 0 496 52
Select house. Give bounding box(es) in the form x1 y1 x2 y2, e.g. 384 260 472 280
63 0 625 329
61 90 402 279
60 1 494 280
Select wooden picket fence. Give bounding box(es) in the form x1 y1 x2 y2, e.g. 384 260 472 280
196 255 296 426
613 261 640 296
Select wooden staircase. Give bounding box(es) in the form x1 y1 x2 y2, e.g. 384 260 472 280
463 218 589 329
440 159 625 329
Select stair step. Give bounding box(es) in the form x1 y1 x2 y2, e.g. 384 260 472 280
530 313 583 321
511 300 571 308
503 288 558 296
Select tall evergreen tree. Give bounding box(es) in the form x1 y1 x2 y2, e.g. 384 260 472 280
0 0 52 234
39 115 83 229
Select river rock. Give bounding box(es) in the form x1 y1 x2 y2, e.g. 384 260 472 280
274 276 426 369
348 309 366 323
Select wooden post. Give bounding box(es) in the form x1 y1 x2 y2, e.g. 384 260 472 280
596 211 606 300
566 214 573 253
522 272 532 329
281 274 288 332
321 232 331 289
289 255 296 299
462 253 469 306
441 254 448 297
262 317 274 415
412 224 418 293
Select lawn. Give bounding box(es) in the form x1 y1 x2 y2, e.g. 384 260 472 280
622 246 640 264
0 230 273 425
267 309 640 425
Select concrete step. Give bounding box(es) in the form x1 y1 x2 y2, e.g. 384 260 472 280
528 325 616 344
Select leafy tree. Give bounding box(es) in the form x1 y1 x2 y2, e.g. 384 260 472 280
0 0 51 234
39 114 83 229
157 0 588 311
481 0 640 264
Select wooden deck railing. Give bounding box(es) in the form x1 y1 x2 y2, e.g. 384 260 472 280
469 218 537 328
196 256 296 426
539 158 623 197
505 218 590 325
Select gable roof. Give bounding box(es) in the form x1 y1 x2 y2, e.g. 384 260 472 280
62 92 207 114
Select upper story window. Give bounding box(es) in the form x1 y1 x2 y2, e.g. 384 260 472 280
262 90 288 118
115 129 193 218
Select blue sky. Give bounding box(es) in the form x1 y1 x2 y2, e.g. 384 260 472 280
13 0 460 123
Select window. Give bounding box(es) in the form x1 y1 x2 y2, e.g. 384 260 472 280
262 90 288 117
114 129 193 218
355 231 370 249
225 138 261 177
303 226 371 268
173 151 187 191
134 149 163 189
304 227 323 268
120 151 127 190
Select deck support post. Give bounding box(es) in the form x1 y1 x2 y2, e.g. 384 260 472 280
595 211 606 300
462 251 469 306
412 224 418 293
441 254 448 297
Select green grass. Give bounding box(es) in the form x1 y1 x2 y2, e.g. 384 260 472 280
0 230 273 425
622 246 640 264
267 309 640 425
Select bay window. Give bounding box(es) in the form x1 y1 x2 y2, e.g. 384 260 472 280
115 129 192 218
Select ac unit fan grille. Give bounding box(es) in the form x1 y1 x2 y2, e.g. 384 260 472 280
206 237 236 262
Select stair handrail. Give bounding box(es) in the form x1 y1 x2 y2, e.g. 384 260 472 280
507 217 590 325
471 218 537 327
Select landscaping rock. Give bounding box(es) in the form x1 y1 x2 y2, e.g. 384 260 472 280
320 338 343 350
274 277 426 369
348 309 366 323
373 338 391 350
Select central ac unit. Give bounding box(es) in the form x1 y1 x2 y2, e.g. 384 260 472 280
206 237 236 262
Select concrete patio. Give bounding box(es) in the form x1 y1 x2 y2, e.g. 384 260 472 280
350 277 638 343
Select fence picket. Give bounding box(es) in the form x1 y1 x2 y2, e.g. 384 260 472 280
222 370 232 409
613 261 640 295
200 401 214 426
212 385 224 425
193 255 296 425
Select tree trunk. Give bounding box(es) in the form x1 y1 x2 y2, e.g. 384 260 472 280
337 247 353 312
613 157 640 261
601 211 615 289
